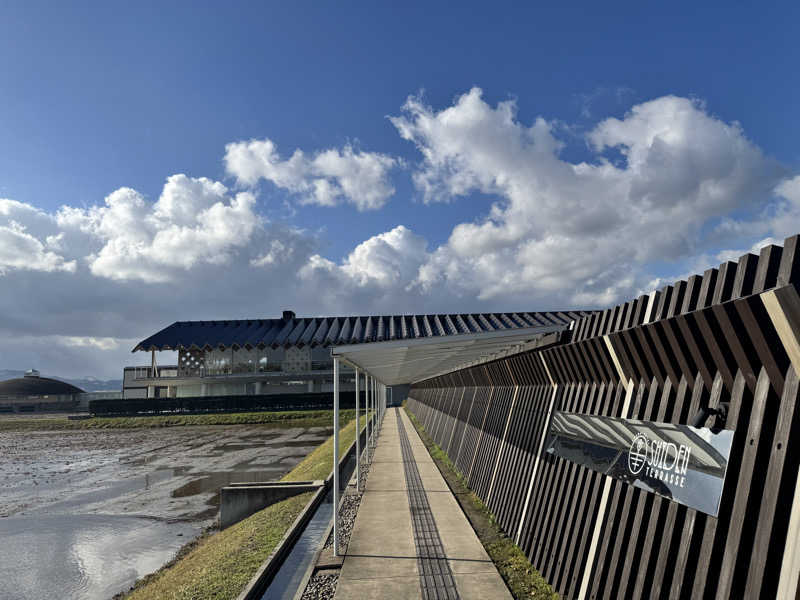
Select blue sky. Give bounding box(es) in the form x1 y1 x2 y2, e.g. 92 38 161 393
0 1 798 377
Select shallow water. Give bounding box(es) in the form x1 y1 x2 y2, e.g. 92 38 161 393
0 514 197 600
0 424 329 600
263 447 359 599
262 492 334 600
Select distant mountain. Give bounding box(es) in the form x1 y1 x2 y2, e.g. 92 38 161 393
0 370 122 392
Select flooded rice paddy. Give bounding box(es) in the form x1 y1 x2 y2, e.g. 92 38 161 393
0 423 331 600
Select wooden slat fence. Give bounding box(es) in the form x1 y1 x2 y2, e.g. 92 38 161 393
406 234 800 599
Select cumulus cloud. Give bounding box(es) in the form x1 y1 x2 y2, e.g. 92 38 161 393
0 220 76 275
391 88 787 305
708 174 800 263
2 88 799 378
57 175 259 283
0 199 76 274
766 175 800 238
224 138 398 210
250 230 313 268
302 225 428 288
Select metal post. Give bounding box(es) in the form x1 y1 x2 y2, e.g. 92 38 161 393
355 366 360 492
365 372 370 462
369 375 374 449
333 357 340 556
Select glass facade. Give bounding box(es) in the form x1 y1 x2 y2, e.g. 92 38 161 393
125 347 343 399
178 347 333 376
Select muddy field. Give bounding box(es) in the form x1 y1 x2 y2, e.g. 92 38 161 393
0 423 331 600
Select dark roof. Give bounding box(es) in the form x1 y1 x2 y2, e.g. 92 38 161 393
133 311 593 352
0 376 84 397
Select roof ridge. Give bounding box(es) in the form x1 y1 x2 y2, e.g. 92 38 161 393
132 310 595 352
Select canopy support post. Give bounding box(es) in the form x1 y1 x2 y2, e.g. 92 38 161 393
355 366 360 492
332 357 340 556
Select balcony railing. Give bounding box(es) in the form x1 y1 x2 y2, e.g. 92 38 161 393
126 366 179 379
127 361 336 380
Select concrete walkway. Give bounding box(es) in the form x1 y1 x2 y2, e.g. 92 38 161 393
334 408 512 600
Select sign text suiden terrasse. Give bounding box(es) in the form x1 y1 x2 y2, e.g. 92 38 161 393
545 412 734 517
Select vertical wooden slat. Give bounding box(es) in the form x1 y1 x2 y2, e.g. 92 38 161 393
666 373 721 598
633 376 689 599
404 238 800 600
745 365 800 597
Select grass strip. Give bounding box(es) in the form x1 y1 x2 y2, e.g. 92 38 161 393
125 491 314 600
282 411 369 481
121 413 368 600
0 409 356 432
404 406 558 600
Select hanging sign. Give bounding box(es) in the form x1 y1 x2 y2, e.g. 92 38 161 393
544 411 735 517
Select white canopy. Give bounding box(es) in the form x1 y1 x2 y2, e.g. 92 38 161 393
331 323 568 385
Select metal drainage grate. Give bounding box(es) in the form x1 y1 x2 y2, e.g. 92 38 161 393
396 414 460 600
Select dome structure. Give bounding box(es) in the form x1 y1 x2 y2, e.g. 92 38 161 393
0 374 84 398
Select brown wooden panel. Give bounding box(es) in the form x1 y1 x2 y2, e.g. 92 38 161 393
744 365 800 597
692 308 735 391
405 241 800 599
698 268 719 308
691 368 767 598
602 379 661 599
753 243 782 293
712 261 738 305
736 295 789 395
778 234 800 287
631 376 689 599
667 373 726 598
681 274 702 314
550 383 607 592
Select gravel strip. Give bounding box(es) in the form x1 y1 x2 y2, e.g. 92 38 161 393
323 494 361 551
358 450 371 486
322 446 371 552
300 572 338 600
299 446 373 599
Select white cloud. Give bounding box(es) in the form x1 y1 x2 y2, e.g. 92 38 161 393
251 238 299 267
709 174 800 264
1 88 798 379
391 88 787 305
341 225 428 287
0 199 76 274
224 138 398 210
57 175 260 283
302 225 428 289
0 198 46 218
60 336 120 351
768 175 800 238
0 333 140 379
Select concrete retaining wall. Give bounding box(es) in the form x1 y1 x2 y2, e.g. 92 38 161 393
220 481 323 529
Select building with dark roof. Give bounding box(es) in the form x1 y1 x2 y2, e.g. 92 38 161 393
0 370 85 413
124 309 592 399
